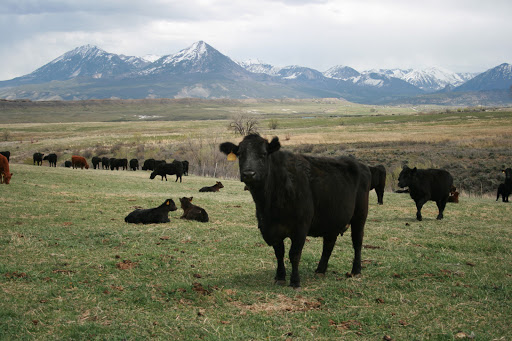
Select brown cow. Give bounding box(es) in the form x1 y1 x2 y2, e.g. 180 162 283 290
447 185 459 203
71 155 89 169
0 154 12 184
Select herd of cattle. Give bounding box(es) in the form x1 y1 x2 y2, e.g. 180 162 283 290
1 136 511 288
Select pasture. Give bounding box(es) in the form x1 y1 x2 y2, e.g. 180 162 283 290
1 164 511 340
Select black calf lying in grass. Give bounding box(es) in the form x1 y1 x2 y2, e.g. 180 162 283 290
179 197 209 222
199 181 224 192
125 199 177 224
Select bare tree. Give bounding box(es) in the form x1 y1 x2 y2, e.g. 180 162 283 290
228 113 259 136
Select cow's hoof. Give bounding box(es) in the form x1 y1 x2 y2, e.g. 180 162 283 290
274 280 287 286
436 215 443 220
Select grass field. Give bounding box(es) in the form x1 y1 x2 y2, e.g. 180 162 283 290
1 164 511 340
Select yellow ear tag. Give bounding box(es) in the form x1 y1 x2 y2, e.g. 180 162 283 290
166 201 170 206
227 152 237 161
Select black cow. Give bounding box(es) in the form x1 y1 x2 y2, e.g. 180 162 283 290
142 159 165 171
110 158 128 171
150 161 183 182
33 152 44 166
398 166 453 221
91 156 101 169
101 157 110 170
43 153 57 167
496 168 512 202
124 199 177 224
129 159 139 171
182 160 189 176
369 165 386 205
220 134 371 288
199 181 224 192
179 197 209 222
64 160 72 168
0 151 10 162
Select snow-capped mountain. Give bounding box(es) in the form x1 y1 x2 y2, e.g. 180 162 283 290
238 59 281 75
454 63 512 92
323 66 360 81
141 41 248 76
11 45 148 84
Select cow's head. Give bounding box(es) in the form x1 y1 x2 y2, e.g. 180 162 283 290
220 134 280 184
398 165 416 188
502 168 512 179
164 199 178 211
1 172 12 184
179 197 193 208
216 181 224 188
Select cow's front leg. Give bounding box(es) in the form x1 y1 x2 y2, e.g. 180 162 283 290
315 235 338 275
289 235 306 288
415 198 427 221
273 241 286 285
436 198 447 220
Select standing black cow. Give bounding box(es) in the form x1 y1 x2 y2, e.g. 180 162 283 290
101 157 110 170
43 153 57 167
398 166 453 221
496 168 512 202
220 134 371 288
110 158 128 171
91 156 101 169
129 159 139 171
369 165 386 205
33 152 44 166
150 160 184 182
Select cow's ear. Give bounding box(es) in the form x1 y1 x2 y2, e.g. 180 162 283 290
189 197 193 201
166 200 170 206
412 167 417 173
267 137 281 154
219 142 239 155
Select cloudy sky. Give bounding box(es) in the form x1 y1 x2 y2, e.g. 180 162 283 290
1 0 511 81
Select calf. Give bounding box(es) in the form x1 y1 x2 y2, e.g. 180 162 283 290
199 181 224 192
150 160 183 182
33 152 44 166
91 156 101 169
129 159 139 171
43 153 58 167
179 197 209 222
0 154 12 184
398 166 453 221
64 161 72 168
101 157 110 170
71 155 89 169
0 151 10 162
496 168 512 202
447 185 459 203
220 134 371 288
124 199 177 224
369 165 386 205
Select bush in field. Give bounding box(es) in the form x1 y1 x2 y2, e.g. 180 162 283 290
228 113 259 136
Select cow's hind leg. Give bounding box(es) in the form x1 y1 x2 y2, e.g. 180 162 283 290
436 197 448 220
315 234 338 275
273 241 286 285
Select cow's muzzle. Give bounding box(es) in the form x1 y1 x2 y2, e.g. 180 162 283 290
241 170 256 183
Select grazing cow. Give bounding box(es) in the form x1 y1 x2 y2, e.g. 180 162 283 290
129 159 139 171
101 157 110 170
33 152 44 166
125 199 177 224
220 134 371 288
369 165 386 205
64 161 72 168
110 158 128 171
43 153 57 167
91 156 101 169
496 168 512 202
182 160 189 176
447 185 459 203
71 155 89 169
199 181 224 192
150 160 184 182
179 197 209 222
0 154 12 184
398 166 453 221
0 151 10 162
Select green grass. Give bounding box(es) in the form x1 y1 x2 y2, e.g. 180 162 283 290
1 164 511 340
